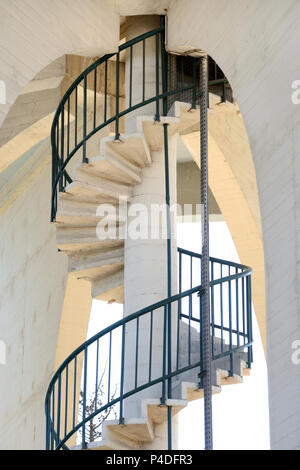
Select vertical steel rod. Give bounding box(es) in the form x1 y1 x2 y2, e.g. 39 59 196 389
199 54 213 451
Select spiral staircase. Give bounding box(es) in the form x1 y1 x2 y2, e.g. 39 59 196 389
45 20 253 450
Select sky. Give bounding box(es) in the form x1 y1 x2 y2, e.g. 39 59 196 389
87 221 270 450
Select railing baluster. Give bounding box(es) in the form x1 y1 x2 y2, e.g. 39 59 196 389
188 294 192 366
95 338 99 411
176 299 181 371
59 107 64 192
73 356 77 430
104 61 107 122
83 76 87 163
135 317 139 389
108 332 112 402
190 255 193 289
161 305 167 403
115 52 120 140
64 365 68 438
52 384 55 449
93 66 97 130
75 87 78 147
149 311 153 382
211 262 215 355
82 347 88 448
242 276 245 346
142 39 145 102
57 374 61 445
220 264 224 353
235 268 239 347
129 46 133 108
228 268 233 376
155 32 160 121
119 324 125 424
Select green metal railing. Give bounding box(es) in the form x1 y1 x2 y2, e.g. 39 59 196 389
47 19 244 451
45 247 252 450
50 21 228 222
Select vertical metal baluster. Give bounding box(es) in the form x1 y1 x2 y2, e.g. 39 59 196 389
179 251 182 293
64 365 68 438
104 61 107 122
188 294 192 366
67 98 70 189
247 275 253 367
200 290 203 365
161 305 167 403
95 338 99 411
129 46 133 108
160 25 167 116
83 76 88 163
52 385 55 449
115 53 120 140
46 396 50 450
59 107 64 192
220 264 224 353
93 66 97 130
176 299 181 371
211 262 215 355
119 324 125 424
155 33 160 121
149 311 153 382
142 39 145 102
242 276 245 345
75 87 78 147
135 317 139 389
82 347 88 448
73 356 77 430
57 374 61 446
228 267 233 376
190 255 193 289
236 268 240 347
108 332 112 402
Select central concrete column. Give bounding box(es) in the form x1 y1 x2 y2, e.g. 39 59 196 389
123 16 179 448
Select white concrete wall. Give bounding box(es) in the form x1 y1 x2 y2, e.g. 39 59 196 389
0 0 120 127
168 0 300 449
0 154 67 449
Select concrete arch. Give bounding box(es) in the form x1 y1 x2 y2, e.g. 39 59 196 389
0 0 120 128
168 0 300 449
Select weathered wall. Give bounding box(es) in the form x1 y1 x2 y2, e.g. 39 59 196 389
168 0 300 450
0 0 120 128
0 151 67 449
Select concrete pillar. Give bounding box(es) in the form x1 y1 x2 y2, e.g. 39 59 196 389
123 16 179 447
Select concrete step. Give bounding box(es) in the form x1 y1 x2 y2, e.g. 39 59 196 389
56 225 123 252
63 178 132 205
68 246 124 275
101 134 152 168
88 151 142 185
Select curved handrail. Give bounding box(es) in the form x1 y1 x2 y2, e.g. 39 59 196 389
45 248 253 450
50 23 200 221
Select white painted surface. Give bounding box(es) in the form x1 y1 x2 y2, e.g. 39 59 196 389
0 158 67 449
0 0 119 127
168 0 300 449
